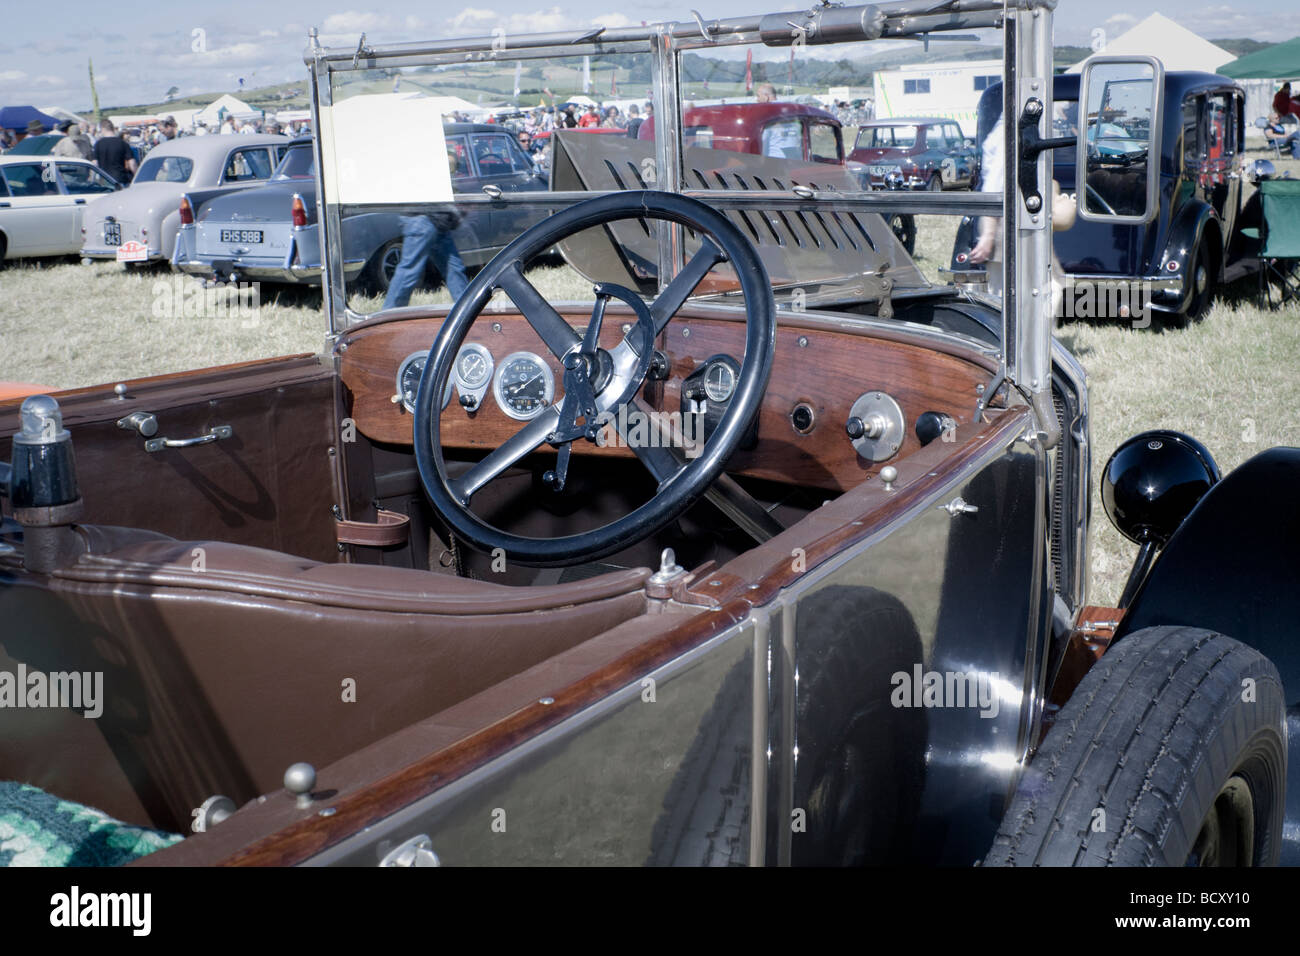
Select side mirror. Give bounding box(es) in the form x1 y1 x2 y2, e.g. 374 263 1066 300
1101 430 1220 607
1076 55 1163 223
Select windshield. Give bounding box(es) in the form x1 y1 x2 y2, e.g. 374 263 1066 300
857 125 919 149
273 144 315 180
134 155 194 183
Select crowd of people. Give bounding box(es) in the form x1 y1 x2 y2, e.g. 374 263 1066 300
0 111 311 185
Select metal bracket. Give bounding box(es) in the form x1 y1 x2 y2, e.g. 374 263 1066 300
1017 97 1074 218
145 425 233 453
379 834 442 867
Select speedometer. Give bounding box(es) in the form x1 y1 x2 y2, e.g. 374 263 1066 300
395 351 452 413
493 351 554 421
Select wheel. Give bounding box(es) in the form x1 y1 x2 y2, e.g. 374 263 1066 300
364 239 404 294
1174 240 1213 326
926 174 943 192
412 190 777 567
887 214 917 256
985 626 1286 866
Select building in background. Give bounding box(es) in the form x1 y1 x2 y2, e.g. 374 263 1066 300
870 59 1000 138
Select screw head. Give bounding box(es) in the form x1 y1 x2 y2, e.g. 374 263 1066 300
1025 195 1042 213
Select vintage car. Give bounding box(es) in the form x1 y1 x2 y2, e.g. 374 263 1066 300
0 6 1296 869
0 155 122 261
849 116 979 191
951 72 1255 323
639 101 917 253
80 133 289 266
172 127 549 291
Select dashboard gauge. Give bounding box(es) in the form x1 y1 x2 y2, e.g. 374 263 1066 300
494 351 555 421
395 351 452 413
454 342 493 391
703 361 737 403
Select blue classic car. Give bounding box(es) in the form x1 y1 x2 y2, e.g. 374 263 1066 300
173 126 548 291
952 72 1251 324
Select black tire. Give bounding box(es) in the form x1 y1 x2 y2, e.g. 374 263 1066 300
926 174 943 192
363 239 404 294
985 626 1286 866
1172 240 1213 327
888 214 917 256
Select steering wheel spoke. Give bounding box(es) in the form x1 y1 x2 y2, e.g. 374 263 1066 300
650 238 726 335
449 407 560 503
497 261 582 359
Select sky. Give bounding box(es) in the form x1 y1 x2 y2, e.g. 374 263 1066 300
2 1 1297 109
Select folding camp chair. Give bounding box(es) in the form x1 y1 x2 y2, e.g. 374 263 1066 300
1256 117 1284 158
1241 178 1300 309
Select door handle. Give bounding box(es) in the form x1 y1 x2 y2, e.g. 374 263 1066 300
75 198 87 204
0 202 9 208
144 425 233 452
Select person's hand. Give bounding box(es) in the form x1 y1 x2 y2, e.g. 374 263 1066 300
969 232 995 264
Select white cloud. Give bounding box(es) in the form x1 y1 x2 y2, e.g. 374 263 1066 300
321 11 396 34
0 69 26 82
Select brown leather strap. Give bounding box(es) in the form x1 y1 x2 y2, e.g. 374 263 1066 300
335 509 410 547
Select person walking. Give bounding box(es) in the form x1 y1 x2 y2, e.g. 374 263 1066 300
53 120 92 159
381 149 469 310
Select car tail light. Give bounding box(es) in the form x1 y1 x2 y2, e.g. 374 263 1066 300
179 196 194 225
291 195 307 228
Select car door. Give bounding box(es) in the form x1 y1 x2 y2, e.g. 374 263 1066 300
946 123 977 185
469 131 547 254
55 162 120 238
1203 92 1241 240
0 161 75 255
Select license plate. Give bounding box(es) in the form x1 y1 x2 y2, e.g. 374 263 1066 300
104 222 120 246
220 229 263 244
868 165 899 178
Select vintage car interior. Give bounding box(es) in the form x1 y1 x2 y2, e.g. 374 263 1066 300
25 6 1285 870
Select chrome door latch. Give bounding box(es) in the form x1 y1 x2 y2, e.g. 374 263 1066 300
378 834 442 867
144 425 234 452
939 496 979 517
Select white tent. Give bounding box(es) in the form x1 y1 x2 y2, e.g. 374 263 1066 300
37 106 86 125
193 94 262 127
1067 14 1236 74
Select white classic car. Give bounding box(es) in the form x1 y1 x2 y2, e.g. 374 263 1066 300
79 133 288 265
0 156 121 261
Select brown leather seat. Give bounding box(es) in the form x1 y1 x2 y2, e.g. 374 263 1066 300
1 525 649 831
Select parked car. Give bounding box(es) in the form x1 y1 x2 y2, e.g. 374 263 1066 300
2 8 1296 871
951 73 1253 324
849 116 979 190
80 133 288 266
173 126 549 291
0 155 121 261
639 101 917 253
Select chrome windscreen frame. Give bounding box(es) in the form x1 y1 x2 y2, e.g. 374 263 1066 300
303 0 1060 440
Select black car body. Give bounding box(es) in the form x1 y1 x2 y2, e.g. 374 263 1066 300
173 126 549 289
952 73 1249 320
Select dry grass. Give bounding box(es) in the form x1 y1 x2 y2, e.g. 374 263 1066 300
2 195 1297 607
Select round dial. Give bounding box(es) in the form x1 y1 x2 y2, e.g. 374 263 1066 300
493 351 555 420
455 343 493 390
396 351 452 413
703 361 737 403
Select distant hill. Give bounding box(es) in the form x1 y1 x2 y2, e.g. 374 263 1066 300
1211 38 1277 57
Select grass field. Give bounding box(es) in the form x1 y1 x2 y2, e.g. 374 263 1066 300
2 170 1298 606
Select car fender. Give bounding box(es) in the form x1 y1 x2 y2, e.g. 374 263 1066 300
1116 446 1300 699
1114 446 1300 865
1160 196 1222 306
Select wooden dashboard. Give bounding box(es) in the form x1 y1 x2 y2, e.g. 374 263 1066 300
336 304 999 492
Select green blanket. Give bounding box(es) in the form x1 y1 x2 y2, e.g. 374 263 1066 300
0 782 182 867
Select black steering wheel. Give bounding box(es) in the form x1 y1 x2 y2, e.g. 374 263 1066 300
412 190 776 567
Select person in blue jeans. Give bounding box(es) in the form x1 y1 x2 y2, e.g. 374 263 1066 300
382 210 469 309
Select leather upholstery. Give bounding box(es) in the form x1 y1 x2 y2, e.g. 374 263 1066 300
0 525 649 832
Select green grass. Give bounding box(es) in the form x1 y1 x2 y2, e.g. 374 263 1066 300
3 188 1298 607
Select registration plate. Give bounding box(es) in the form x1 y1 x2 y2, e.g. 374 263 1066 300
104 222 121 246
868 164 899 179
220 229 263 244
